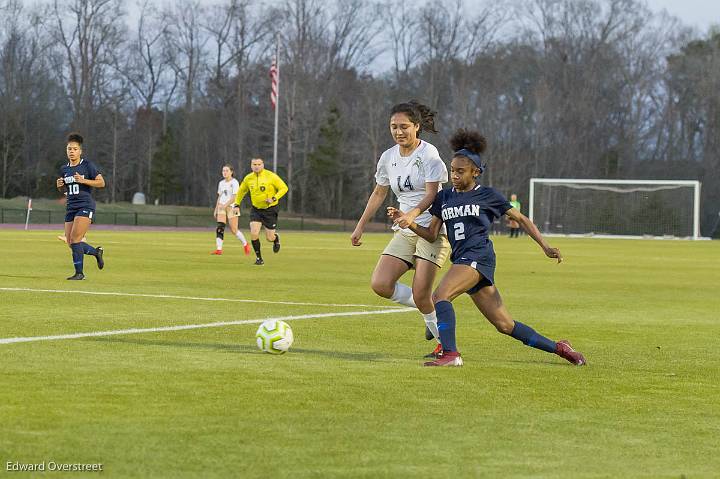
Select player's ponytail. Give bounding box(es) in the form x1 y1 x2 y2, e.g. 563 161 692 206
449 129 487 155
450 129 487 173
390 100 438 136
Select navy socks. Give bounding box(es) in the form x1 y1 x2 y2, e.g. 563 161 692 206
511 321 557 353
435 302 557 355
70 243 84 274
80 242 97 255
70 242 98 274
435 300 457 352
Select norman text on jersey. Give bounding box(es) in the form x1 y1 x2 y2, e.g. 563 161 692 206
441 204 481 221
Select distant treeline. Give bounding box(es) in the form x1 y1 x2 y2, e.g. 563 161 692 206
1 0 718 234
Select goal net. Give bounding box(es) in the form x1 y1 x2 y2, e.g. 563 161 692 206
529 179 701 239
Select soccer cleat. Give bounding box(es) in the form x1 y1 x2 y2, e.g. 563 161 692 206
555 340 587 366
211 249 223 255
243 243 251 256
95 246 104 270
254 258 264 265
66 273 85 280
273 234 280 253
424 343 443 358
425 325 435 341
424 351 463 367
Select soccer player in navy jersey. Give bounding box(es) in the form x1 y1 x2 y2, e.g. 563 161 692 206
56 133 105 280
388 129 586 367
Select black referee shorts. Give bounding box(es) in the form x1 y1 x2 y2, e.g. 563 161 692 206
250 205 279 229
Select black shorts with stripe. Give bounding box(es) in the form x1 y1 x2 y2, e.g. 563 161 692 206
250 205 279 229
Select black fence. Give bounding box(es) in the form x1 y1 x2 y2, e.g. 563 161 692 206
0 208 393 232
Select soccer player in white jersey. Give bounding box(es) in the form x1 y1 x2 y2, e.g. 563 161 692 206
212 165 250 255
351 101 451 358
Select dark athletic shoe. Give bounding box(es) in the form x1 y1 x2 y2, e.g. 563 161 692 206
95 246 104 270
66 273 85 280
424 343 443 359
425 326 435 341
272 234 280 253
555 340 587 366
254 258 264 265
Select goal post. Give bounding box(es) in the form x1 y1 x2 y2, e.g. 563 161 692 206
528 179 701 240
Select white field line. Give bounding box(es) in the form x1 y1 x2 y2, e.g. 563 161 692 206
0 308 415 345
0 287 403 309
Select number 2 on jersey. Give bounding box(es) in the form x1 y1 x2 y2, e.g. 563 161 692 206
453 222 465 241
396 175 414 192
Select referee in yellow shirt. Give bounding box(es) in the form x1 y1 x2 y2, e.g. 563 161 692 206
233 158 288 265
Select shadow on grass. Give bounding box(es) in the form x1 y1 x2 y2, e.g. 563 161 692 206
0 274 50 279
501 358 583 367
89 336 387 362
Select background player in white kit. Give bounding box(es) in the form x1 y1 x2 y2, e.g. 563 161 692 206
351 101 451 358
212 165 250 255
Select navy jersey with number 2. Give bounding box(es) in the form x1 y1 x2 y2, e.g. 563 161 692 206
429 184 512 289
59 159 100 210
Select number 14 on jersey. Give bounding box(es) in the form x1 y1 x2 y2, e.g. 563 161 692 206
397 175 414 192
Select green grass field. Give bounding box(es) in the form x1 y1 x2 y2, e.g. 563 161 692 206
1 229 718 478
0 198 381 232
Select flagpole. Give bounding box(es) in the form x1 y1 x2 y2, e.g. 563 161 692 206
272 33 280 172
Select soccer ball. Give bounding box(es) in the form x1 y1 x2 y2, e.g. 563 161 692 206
256 320 294 354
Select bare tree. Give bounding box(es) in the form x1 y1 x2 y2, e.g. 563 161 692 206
204 0 273 171
49 0 126 135
384 0 421 84
120 1 171 196
163 0 208 203
1 0 63 197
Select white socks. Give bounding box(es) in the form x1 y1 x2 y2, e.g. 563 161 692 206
390 282 416 308
422 311 441 342
236 231 248 246
389 283 440 341
216 238 223 250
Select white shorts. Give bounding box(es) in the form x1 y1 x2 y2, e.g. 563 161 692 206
215 206 239 222
381 231 450 268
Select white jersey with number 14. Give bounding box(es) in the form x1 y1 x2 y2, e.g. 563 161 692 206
375 141 448 234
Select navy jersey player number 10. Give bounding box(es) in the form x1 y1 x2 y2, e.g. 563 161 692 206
57 133 105 281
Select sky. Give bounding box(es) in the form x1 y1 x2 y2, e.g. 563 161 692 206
111 0 720 74
646 0 720 31
111 0 720 34
20 0 715 34
15 0 720 42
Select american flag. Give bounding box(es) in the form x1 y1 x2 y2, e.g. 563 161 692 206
270 56 278 109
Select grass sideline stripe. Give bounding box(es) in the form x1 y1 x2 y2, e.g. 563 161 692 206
0 308 415 345
0 287 404 309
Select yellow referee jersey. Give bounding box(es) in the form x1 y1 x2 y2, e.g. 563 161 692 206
235 169 288 209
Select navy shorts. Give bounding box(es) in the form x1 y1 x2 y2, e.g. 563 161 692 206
453 255 495 295
250 205 278 230
65 206 95 223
